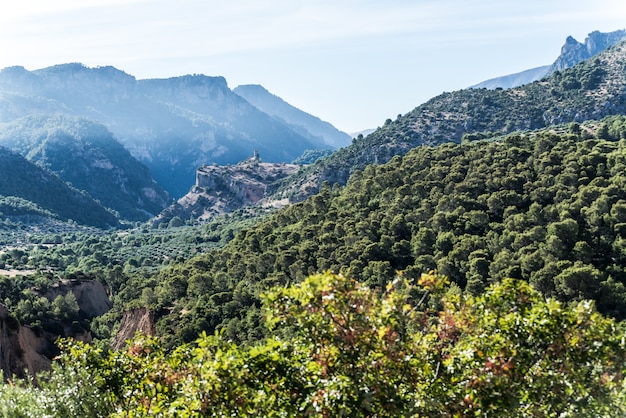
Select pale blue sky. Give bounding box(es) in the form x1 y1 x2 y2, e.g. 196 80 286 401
1 0 625 132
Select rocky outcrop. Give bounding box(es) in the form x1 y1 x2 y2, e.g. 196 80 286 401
153 154 300 225
112 307 155 350
46 280 112 318
550 30 626 72
471 29 626 90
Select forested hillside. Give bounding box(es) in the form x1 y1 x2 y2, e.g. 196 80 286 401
4 273 624 417
0 146 118 228
104 117 626 347
0 115 171 221
5 124 626 416
5 34 626 418
273 40 626 201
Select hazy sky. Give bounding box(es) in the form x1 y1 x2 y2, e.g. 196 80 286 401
1 1 626 133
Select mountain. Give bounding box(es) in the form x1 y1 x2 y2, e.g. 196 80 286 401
271 39 626 202
549 29 626 72
233 84 351 149
0 146 118 228
0 64 328 197
0 115 171 221
469 65 551 90
115 122 626 347
471 29 626 89
153 152 300 226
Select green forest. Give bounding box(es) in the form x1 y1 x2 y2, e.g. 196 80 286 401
4 116 626 415
115 117 626 347
5 36 626 413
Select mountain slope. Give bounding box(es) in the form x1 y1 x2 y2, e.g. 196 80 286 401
115 124 626 346
550 29 626 72
271 39 626 202
470 65 550 90
0 115 171 221
471 29 626 89
233 84 351 148
0 146 118 228
0 65 328 197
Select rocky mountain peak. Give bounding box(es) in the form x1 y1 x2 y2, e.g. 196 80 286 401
550 29 626 72
471 29 626 90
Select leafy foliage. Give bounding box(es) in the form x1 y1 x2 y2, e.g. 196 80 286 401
114 128 626 346
6 272 625 417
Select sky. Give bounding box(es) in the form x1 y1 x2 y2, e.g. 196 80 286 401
1 1 626 133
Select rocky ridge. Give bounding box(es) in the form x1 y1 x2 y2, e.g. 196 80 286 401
471 29 626 89
153 152 300 226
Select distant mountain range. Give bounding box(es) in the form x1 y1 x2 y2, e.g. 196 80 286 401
1 30 625 228
233 84 351 149
271 37 626 202
0 65 347 197
471 29 626 89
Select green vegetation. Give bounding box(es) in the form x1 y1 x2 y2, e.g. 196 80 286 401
0 209 264 337
109 126 626 347
3 272 625 416
0 146 119 228
273 42 626 201
4 43 626 415
291 148 333 164
0 115 171 221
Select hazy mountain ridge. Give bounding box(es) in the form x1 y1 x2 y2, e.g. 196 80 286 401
0 146 118 228
471 29 626 89
470 65 551 90
271 39 626 202
0 115 171 221
234 84 351 148
0 64 329 197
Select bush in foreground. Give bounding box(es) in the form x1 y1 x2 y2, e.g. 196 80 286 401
2 271 626 416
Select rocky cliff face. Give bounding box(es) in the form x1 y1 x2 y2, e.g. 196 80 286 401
550 30 626 72
112 307 155 350
153 154 300 225
0 280 110 379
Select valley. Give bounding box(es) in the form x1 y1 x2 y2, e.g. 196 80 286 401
2 30 626 416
